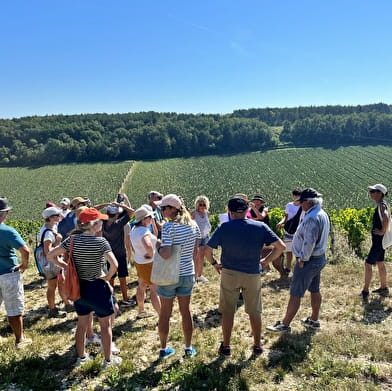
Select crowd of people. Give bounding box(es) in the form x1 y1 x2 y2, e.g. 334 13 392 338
0 184 389 365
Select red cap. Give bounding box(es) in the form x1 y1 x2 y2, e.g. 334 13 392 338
78 208 108 224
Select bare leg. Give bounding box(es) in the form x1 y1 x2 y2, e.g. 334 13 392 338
136 278 147 311
249 313 261 346
196 246 206 278
363 263 373 292
75 314 91 358
282 296 301 326
158 297 174 349
221 312 234 346
149 285 161 315
47 278 58 309
8 315 23 342
286 251 293 270
310 292 322 320
119 276 128 301
177 295 193 347
98 315 112 361
57 272 71 305
376 261 387 288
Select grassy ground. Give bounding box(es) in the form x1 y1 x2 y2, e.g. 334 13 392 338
0 232 392 390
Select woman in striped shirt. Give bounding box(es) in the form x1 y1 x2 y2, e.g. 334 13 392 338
156 194 201 359
47 208 121 368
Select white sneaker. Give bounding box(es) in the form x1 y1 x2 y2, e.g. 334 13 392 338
102 355 122 368
75 354 92 367
196 275 209 283
85 334 101 346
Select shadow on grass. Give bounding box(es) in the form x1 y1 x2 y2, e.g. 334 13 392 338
361 296 392 324
264 276 291 292
193 308 221 330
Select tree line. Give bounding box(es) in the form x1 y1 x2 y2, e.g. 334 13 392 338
1 103 392 166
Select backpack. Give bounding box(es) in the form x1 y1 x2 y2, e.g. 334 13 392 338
378 202 392 249
58 212 76 239
34 228 62 279
284 206 302 235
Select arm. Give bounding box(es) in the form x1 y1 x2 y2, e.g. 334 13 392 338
375 204 390 235
141 234 154 259
204 245 222 274
94 202 111 210
47 245 69 269
276 213 289 230
101 251 118 281
123 224 133 262
16 244 30 273
260 239 286 268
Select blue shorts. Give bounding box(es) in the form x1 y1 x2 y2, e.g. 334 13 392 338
157 275 195 299
74 279 115 318
290 255 326 297
199 236 210 247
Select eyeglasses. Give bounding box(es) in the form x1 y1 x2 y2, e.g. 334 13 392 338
161 205 173 211
198 203 206 207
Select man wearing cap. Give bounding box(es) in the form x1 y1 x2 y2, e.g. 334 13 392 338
0 197 32 348
267 188 330 333
205 197 285 356
361 184 390 300
147 191 164 238
59 198 71 218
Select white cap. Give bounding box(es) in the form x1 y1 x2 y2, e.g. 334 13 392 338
60 197 70 205
368 184 388 195
42 207 61 219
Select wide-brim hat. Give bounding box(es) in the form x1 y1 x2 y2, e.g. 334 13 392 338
0 198 12 212
134 206 154 223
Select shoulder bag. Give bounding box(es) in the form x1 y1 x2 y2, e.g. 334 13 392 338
378 202 392 250
150 223 181 286
64 235 81 301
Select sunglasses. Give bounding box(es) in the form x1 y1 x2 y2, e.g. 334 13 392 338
369 189 381 194
161 205 173 211
198 203 206 207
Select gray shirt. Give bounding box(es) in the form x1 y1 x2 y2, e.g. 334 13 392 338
292 203 330 262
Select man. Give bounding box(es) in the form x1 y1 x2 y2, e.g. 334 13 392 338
205 197 285 356
147 191 164 238
0 197 32 348
59 197 71 218
267 188 330 333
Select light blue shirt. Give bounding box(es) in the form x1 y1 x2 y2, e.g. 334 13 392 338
292 204 330 262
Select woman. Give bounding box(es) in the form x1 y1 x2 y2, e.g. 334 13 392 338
156 194 201 359
47 207 122 368
39 206 70 318
361 184 390 300
130 206 161 318
191 195 211 283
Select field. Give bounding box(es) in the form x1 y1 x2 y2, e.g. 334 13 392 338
124 145 391 213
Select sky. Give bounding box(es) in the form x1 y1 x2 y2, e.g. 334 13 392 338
1 0 392 119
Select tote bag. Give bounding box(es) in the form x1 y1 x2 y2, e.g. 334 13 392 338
378 203 392 250
64 236 81 301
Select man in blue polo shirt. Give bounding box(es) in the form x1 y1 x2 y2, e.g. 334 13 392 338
0 197 31 348
205 197 285 357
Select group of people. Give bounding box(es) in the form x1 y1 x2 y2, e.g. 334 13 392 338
0 183 389 364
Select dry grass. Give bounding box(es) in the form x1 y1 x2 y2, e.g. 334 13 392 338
1 231 392 390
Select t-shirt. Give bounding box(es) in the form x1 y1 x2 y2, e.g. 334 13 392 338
102 211 130 257
38 225 58 246
61 234 112 281
130 226 157 264
207 218 280 274
161 221 201 276
285 202 301 220
0 223 26 275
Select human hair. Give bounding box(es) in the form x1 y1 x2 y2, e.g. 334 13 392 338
194 195 210 210
308 197 323 207
172 205 196 226
292 188 302 196
70 219 100 235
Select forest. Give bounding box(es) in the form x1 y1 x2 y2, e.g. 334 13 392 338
1 103 392 166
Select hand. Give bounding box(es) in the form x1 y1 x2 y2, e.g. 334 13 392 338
298 261 304 269
16 263 28 273
373 228 385 236
276 223 283 230
213 263 222 274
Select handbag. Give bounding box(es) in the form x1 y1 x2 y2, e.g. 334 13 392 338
64 235 81 301
151 223 181 286
284 207 302 235
378 203 392 250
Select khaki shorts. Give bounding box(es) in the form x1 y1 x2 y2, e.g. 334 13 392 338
219 268 261 316
135 262 154 286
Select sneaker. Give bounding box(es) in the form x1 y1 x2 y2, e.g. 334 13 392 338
284 268 291 276
196 275 209 283
372 287 389 296
64 303 74 312
218 342 231 357
15 337 32 349
301 317 320 330
252 345 263 356
48 307 67 318
360 290 369 301
137 309 154 319
102 355 122 368
266 321 291 333
119 299 136 307
159 347 176 359
75 354 92 367
85 334 101 346
184 347 197 358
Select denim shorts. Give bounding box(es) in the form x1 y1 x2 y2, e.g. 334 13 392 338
157 275 195 299
74 278 115 318
290 255 326 297
0 271 24 317
199 236 210 247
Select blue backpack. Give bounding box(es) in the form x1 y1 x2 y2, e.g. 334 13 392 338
34 228 61 279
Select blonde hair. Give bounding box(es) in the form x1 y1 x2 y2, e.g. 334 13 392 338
172 205 196 227
194 195 210 210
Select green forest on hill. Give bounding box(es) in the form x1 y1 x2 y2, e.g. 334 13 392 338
1 103 392 166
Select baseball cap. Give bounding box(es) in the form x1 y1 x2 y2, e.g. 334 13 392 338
228 197 248 213
368 184 387 195
134 206 154 223
0 198 13 212
46 202 58 208
106 205 123 214
78 208 108 224
148 190 163 199
60 197 70 206
42 206 62 219
159 194 182 210
298 188 322 201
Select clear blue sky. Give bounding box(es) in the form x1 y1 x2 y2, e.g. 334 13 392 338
1 0 392 119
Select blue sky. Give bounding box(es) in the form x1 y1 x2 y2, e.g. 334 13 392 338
1 0 391 118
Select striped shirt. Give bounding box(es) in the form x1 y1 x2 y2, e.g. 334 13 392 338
61 234 112 281
161 221 201 276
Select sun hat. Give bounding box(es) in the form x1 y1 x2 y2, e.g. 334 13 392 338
228 197 248 213
368 184 387 195
78 208 108 224
252 194 265 202
106 205 124 215
298 188 322 202
60 197 70 206
134 206 154 223
158 194 182 210
42 207 62 219
0 198 13 212
70 197 90 209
